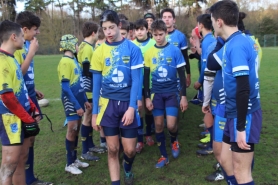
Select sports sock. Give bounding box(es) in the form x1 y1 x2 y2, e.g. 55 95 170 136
208 126 213 148
74 136 78 161
238 181 254 185
155 131 168 158
81 124 89 154
111 180 120 185
123 153 136 173
137 118 144 142
88 126 95 148
145 114 153 136
226 175 238 185
100 137 106 144
169 130 178 144
25 147 37 185
66 139 75 166
220 164 228 179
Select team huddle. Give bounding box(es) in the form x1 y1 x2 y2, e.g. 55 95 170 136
0 0 262 185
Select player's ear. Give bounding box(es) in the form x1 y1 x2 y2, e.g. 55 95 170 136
118 22 122 29
22 27 28 33
10 33 17 41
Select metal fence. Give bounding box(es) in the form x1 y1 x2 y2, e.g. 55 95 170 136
257 34 277 47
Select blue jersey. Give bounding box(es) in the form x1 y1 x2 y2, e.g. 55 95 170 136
14 41 36 97
215 31 260 118
166 29 188 50
213 70 225 105
91 39 144 101
145 43 185 93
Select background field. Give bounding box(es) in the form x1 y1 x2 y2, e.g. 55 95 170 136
1 48 278 185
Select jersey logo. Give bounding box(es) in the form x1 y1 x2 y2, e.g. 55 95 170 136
158 66 168 77
173 42 179 47
152 58 157 64
105 58 111 66
74 68 78 75
27 66 34 80
22 53 26 60
10 123 18 133
166 57 172 63
122 56 130 64
112 68 124 83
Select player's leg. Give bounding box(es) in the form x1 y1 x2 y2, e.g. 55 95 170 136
99 129 107 149
136 93 145 153
144 94 155 146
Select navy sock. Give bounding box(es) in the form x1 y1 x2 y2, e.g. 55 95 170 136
238 181 254 185
145 114 153 136
208 126 213 148
88 126 95 148
155 131 168 158
66 139 75 166
74 136 78 161
25 147 37 185
100 137 106 143
169 130 178 143
111 180 120 185
81 124 90 154
226 175 238 185
220 165 228 180
137 118 144 142
123 153 136 173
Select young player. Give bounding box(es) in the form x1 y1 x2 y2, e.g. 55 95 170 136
95 27 105 49
0 20 40 185
78 21 105 161
208 1 262 184
58 34 91 175
91 10 143 185
144 12 155 38
128 22 136 40
14 11 53 185
133 19 156 153
161 8 191 87
120 19 130 39
144 19 188 168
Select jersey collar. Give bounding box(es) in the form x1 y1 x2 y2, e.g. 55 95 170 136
105 38 125 46
136 37 150 43
168 29 175 35
226 31 241 42
155 42 170 49
83 41 94 47
0 49 14 58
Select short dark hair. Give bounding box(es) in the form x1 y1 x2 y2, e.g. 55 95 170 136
0 20 22 43
197 14 212 30
100 10 120 27
238 12 246 32
144 13 155 20
129 22 135 30
210 0 239 27
151 19 167 32
82 21 99 38
98 27 105 40
15 11 41 29
134 19 148 30
118 13 128 20
161 8 175 19
120 19 130 32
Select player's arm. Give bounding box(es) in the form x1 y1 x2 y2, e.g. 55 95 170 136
92 72 101 114
61 79 82 110
177 66 187 97
202 68 216 111
181 49 190 75
207 37 225 71
137 68 143 101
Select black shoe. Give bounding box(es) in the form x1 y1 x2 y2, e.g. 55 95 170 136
197 143 208 149
205 170 224 181
196 147 213 156
213 162 221 171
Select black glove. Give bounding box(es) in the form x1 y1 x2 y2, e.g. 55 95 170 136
23 122 40 138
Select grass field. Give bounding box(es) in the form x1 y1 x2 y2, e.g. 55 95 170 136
2 47 278 185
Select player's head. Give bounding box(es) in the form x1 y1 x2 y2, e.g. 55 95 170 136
238 12 246 32
120 19 130 39
59 34 78 54
0 20 24 50
210 0 239 36
97 27 105 41
100 10 121 42
161 8 175 29
15 11 41 41
118 13 128 20
197 14 213 33
134 19 148 41
144 13 155 30
129 22 135 40
82 21 99 41
151 19 167 46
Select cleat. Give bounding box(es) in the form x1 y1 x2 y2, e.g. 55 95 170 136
196 147 213 156
74 159 89 168
135 142 144 153
205 170 224 181
197 143 208 149
89 146 105 154
213 162 221 171
30 180 53 185
199 123 205 128
171 141 180 158
200 134 210 143
200 130 209 136
155 156 169 168
81 152 100 161
65 163 82 175
145 136 155 146
100 142 108 152
123 171 134 185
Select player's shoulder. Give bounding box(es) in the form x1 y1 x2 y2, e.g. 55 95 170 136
144 45 156 56
0 52 13 66
229 33 252 50
59 56 74 65
168 42 181 51
175 29 186 37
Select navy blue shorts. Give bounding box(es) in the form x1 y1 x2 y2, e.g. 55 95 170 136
102 126 137 138
152 92 179 117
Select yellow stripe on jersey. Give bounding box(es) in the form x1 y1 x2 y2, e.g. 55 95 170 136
96 97 109 125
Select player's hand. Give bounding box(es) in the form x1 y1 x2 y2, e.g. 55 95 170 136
145 98 153 111
76 108 84 117
29 37 39 55
92 114 101 131
236 130 251 150
137 100 142 112
202 105 211 114
122 107 135 126
194 81 202 90
23 121 40 138
180 96 188 112
186 74 191 87
35 89 44 100
84 102 92 110
33 111 41 123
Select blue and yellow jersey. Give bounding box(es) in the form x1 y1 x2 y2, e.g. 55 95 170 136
214 31 260 118
145 43 186 93
133 38 156 57
77 41 94 100
14 41 36 97
0 50 30 114
166 29 188 50
57 56 86 111
91 38 144 101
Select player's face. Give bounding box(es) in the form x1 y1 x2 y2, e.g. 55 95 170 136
102 21 121 42
129 29 134 39
14 29 25 50
153 30 167 46
162 12 175 29
135 27 148 41
24 26 40 41
145 18 154 30
211 16 222 37
120 29 129 38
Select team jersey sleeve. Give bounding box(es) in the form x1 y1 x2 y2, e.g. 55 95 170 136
90 46 103 73
212 47 224 67
14 50 24 65
81 45 94 64
175 48 186 68
180 34 188 50
58 58 73 82
130 44 144 70
0 60 13 94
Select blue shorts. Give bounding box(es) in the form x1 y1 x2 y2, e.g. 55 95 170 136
224 109 262 144
152 93 179 117
213 104 226 142
0 114 24 145
102 127 137 138
96 97 139 129
30 96 43 120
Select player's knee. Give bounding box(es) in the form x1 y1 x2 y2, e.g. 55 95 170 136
155 123 164 133
1 160 18 178
124 148 136 158
107 145 119 158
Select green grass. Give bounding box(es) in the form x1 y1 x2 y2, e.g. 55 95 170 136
2 47 278 185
